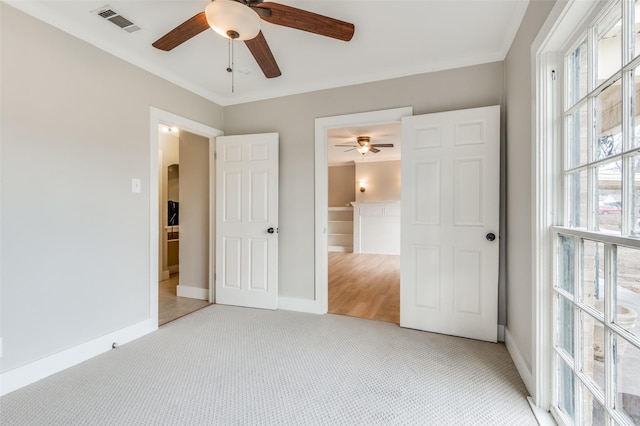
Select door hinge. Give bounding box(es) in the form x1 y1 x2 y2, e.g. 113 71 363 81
214 151 217 160
551 69 556 81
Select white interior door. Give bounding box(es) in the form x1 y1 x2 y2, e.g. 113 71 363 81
400 106 500 342
216 133 278 310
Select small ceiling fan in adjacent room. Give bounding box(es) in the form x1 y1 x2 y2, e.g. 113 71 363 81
337 136 394 155
152 0 355 79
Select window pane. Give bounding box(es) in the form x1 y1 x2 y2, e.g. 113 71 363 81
633 0 640 61
559 235 576 293
615 334 640 424
568 170 589 229
596 4 622 84
633 66 640 149
630 153 640 235
559 295 575 358
582 240 606 315
596 160 623 234
559 357 576 421
596 80 623 161
581 381 607 425
581 310 606 392
568 40 589 107
567 103 589 169
616 246 640 342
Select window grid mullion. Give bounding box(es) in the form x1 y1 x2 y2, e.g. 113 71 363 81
622 0 633 65
588 22 596 232
622 0 633 238
622 69 632 235
573 236 584 424
604 243 615 415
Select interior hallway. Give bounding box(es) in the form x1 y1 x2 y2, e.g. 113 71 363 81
159 273 210 326
328 252 400 324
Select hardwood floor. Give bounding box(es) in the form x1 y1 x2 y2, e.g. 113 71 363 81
328 252 400 324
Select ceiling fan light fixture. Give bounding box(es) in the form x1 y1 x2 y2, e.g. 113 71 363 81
205 0 261 41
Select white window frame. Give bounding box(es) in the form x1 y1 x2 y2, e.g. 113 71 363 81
534 1 640 424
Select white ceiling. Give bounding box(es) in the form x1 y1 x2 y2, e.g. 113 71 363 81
8 0 529 106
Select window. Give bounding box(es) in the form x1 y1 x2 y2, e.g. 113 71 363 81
553 1 640 424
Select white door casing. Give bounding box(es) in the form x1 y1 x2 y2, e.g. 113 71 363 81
314 107 414 314
215 133 279 310
400 105 500 342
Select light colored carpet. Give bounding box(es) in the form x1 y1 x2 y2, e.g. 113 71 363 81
1 305 536 425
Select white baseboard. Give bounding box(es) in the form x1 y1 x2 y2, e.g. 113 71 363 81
161 270 170 281
168 265 179 274
278 296 322 314
505 327 534 396
0 319 156 396
176 284 209 300
498 324 505 342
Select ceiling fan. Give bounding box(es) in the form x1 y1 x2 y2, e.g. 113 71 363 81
152 0 355 79
336 136 394 155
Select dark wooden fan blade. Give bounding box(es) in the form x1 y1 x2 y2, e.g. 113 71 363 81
152 12 210 51
336 145 357 147
344 148 356 152
370 147 380 153
371 144 394 147
256 3 354 41
244 31 281 78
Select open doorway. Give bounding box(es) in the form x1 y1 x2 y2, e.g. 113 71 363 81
149 107 223 328
315 107 413 322
158 126 212 325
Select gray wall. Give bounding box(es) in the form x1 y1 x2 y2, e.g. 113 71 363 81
1 0 558 387
328 165 355 207
224 63 503 300
504 0 557 373
0 4 223 371
178 131 210 291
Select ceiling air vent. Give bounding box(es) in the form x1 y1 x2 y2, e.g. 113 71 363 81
92 5 141 33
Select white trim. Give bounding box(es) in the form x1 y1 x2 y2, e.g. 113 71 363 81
150 107 223 327
161 270 171 281
505 327 534 396
176 284 209 301
530 0 600 412
527 396 556 426
209 137 216 304
0 319 155 396
278 297 322 314
314 107 413 315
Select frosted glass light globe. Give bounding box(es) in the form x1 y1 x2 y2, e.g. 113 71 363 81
205 0 261 40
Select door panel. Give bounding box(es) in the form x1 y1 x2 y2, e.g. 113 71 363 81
216 133 278 310
401 106 499 342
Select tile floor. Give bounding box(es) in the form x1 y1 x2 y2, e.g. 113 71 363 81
158 274 210 326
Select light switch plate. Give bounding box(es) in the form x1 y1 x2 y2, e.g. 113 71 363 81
131 178 141 193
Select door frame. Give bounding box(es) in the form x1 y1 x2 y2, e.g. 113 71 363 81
149 107 224 325
314 107 413 314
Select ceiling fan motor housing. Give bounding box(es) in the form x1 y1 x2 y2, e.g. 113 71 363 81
357 136 370 146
